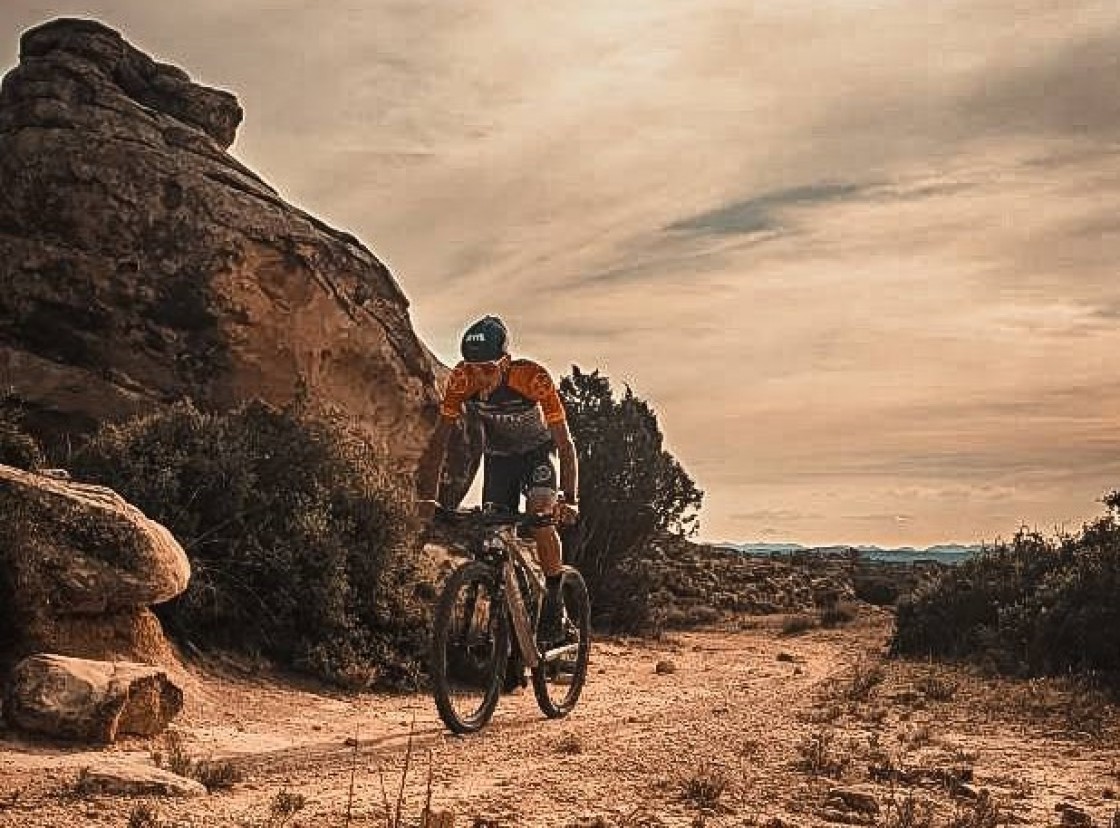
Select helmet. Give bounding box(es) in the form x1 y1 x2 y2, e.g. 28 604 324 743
460 315 508 362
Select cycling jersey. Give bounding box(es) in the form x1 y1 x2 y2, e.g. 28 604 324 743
440 359 566 456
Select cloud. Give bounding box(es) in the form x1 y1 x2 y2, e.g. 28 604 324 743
958 31 1120 141
665 182 872 238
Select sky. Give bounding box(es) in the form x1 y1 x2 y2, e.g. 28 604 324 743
3 1 1120 547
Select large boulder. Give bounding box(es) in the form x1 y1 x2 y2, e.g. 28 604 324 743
4 654 184 743
0 17 446 475
0 463 188 664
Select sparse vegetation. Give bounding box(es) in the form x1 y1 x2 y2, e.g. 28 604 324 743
679 763 730 810
556 732 584 755
819 599 858 628
916 669 959 702
781 614 816 636
269 789 307 826
153 730 244 792
946 791 1005 828
68 399 428 689
0 393 43 471
794 729 850 778
842 658 887 702
893 491 1120 692
127 803 161 828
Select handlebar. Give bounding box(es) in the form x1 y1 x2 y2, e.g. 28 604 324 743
432 505 556 529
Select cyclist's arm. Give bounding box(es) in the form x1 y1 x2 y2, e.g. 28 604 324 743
416 414 456 503
549 420 578 505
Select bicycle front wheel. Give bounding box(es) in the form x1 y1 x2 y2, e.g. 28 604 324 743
532 566 591 718
430 562 509 734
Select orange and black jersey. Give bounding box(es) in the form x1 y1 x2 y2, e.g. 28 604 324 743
440 359 566 456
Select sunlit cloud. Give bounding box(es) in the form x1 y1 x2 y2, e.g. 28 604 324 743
3 0 1119 545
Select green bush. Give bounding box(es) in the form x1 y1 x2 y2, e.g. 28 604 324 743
558 367 703 633
68 400 428 689
892 493 1120 689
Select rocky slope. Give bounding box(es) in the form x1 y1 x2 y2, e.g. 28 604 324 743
0 18 444 473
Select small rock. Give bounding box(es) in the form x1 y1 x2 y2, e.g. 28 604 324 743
827 786 880 815
77 761 206 797
343 737 359 747
654 660 676 675
1055 803 1091 827
776 652 796 662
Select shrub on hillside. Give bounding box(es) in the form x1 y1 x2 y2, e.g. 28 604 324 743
892 493 1120 688
0 394 44 471
558 367 703 633
68 400 427 689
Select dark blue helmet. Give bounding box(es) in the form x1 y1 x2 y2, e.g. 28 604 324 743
460 315 508 362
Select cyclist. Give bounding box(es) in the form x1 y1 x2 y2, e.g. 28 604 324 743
416 315 579 646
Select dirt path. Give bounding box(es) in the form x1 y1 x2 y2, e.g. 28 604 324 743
3 610 1118 827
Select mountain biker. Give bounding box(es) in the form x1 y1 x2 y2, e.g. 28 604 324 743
416 315 579 646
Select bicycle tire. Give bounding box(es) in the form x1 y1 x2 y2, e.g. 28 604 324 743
430 561 509 734
531 566 591 718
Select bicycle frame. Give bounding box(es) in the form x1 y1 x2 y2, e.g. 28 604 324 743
478 523 542 668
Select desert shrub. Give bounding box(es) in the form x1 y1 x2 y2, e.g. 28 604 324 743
819 600 858 628
68 400 427 689
852 575 900 606
0 394 43 471
558 367 702 633
781 614 816 635
892 493 1120 690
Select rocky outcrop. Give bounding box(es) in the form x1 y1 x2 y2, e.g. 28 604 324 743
4 654 183 743
0 463 188 665
0 17 443 474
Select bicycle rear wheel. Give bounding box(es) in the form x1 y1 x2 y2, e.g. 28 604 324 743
531 566 591 718
431 562 509 734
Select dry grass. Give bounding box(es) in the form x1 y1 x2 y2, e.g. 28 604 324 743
794 729 850 779
679 763 731 810
152 731 243 792
556 732 584 755
780 614 816 636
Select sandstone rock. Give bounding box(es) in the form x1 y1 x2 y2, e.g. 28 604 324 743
4 654 184 742
654 659 676 675
0 464 188 610
0 464 188 663
77 760 206 797
826 786 881 816
0 17 446 479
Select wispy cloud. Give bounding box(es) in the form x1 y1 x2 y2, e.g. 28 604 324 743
666 182 872 238
4 0 1119 545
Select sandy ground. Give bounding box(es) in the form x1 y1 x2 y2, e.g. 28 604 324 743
2 609 1118 827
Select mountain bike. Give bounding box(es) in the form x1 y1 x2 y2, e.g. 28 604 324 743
428 506 591 734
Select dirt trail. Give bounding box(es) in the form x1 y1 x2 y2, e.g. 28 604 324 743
3 611 1118 827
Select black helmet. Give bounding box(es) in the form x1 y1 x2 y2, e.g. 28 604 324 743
460 315 508 362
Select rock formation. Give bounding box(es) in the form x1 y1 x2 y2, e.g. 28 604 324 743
0 17 448 475
0 463 189 666
4 654 183 743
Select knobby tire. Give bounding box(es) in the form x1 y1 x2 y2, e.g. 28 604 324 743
430 561 509 734
531 565 591 718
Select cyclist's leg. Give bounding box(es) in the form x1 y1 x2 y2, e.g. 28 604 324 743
522 447 562 575
522 449 565 643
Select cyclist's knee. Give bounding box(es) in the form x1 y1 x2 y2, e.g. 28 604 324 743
526 487 556 515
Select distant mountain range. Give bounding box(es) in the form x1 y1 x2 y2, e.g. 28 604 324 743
714 541 983 563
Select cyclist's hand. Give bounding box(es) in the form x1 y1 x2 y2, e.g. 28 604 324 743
416 499 440 522
556 500 579 526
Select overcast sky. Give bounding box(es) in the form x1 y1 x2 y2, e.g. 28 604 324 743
4 1 1119 546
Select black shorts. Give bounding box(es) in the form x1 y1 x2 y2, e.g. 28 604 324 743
482 444 557 513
